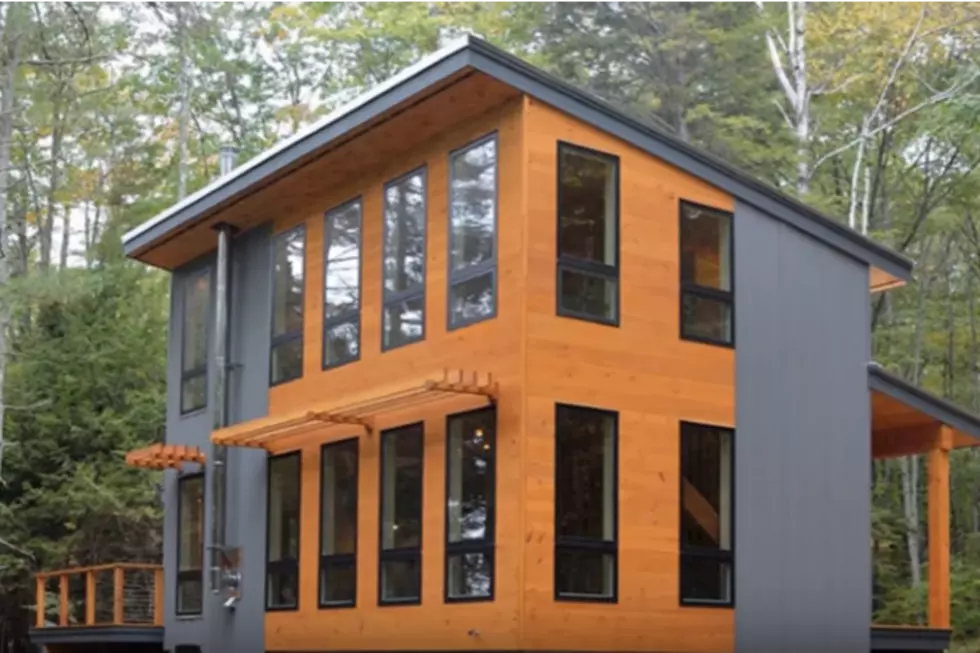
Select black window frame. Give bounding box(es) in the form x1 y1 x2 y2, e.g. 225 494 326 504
678 200 735 348
318 437 359 609
443 406 496 603
269 224 306 387
447 132 498 331
265 450 302 612
179 268 210 415
678 421 735 608
175 472 204 616
381 166 427 352
377 422 424 606
322 197 363 370
553 403 619 603
555 141 620 327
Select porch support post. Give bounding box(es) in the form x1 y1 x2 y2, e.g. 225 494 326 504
928 425 953 629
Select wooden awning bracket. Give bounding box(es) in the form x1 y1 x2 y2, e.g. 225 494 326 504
125 443 206 471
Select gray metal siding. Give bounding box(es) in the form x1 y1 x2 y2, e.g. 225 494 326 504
734 200 871 653
163 225 271 653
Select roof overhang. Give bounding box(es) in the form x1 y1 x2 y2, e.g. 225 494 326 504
870 363 980 458
123 35 914 288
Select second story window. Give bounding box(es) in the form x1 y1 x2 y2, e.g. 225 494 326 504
266 452 300 610
176 474 204 615
271 226 305 386
180 269 209 414
680 201 733 346
320 439 358 608
448 134 497 329
323 200 362 369
555 404 617 602
379 423 423 604
445 407 496 601
382 168 426 350
680 422 734 606
557 143 619 325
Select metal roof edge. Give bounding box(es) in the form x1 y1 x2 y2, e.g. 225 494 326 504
869 362 980 439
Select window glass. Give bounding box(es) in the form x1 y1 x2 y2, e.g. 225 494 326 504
176 475 204 615
320 439 358 606
180 270 209 413
680 423 734 605
554 404 617 600
379 424 423 603
446 408 495 600
383 298 424 350
271 226 305 384
680 202 733 346
382 170 426 348
324 201 361 368
267 453 300 609
682 294 732 343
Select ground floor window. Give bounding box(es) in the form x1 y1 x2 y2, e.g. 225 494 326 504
176 474 204 615
379 423 424 604
267 452 301 610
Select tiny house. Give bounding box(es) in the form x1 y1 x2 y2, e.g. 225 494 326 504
31 36 980 653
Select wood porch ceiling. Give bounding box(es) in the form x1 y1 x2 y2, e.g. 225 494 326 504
124 443 206 470
211 369 497 451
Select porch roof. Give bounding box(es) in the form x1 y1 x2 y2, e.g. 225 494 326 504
124 443 206 470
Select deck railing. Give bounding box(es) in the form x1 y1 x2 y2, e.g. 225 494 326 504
34 563 163 628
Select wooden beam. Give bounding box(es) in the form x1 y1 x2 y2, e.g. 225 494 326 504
153 567 164 626
85 571 95 625
58 575 68 626
682 478 719 543
113 566 124 625
928 426 952 628
35 576 45 628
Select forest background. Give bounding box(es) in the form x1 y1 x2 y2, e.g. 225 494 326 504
1 2 979 651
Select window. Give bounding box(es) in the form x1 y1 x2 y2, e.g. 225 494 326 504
176 474 204 615
448 134 497 329
554 404 617 601
382 168 426 350
680 201 733 346
379 424 423 604
319 439 358 608
680 422 734 606
270 226 305 385
557 143 619 325
323 200 362 369
180 270 209 414
445 408 495 601
266 452 301 610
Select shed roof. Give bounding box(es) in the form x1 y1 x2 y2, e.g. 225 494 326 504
122 35 913 286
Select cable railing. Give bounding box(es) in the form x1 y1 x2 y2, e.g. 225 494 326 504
34 562 163 628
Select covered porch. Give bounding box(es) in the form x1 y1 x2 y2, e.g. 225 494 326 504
869 363 980 652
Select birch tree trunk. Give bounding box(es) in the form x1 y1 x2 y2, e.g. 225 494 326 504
176 5 190 201
765 1 810 195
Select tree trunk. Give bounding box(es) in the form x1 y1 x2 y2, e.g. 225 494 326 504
791 1 808 195
176 5 191 201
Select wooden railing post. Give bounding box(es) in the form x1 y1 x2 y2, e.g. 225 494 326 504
112 566 124 625
35 576 45 628
58 575 68 626
153 567 164 626
85 571 95 625
928 425 953 629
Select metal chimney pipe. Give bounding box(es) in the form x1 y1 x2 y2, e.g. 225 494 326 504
209 223 232 594
219 145 237 177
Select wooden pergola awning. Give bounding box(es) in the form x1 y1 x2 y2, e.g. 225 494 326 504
212 369 497 451
125 444 206 471
870 364 980 459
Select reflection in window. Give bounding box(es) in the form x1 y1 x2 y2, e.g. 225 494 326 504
680 202 733 346
382 169 426 350
680 422 734 606
557 144 619 324
449 135 497 329
555 404 617 601
267 453 300 610
320 439 358 607
180 270 209 414
271 226 305 384
176 474 204 615
379 424 423 604
324 200 362 369
445 408 495 601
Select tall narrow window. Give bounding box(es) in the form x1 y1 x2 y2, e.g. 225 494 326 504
680 422 734 606
379 424 423 604
180 269 209 414
557 143 619 325
176 474 204 615
382 168 426 350
680 201 733 346
319 439 358 608
554 404 617 601
266 452 301 610
324 200 362 369
448 134 497 329
271 226 305 385
445 408 495 601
